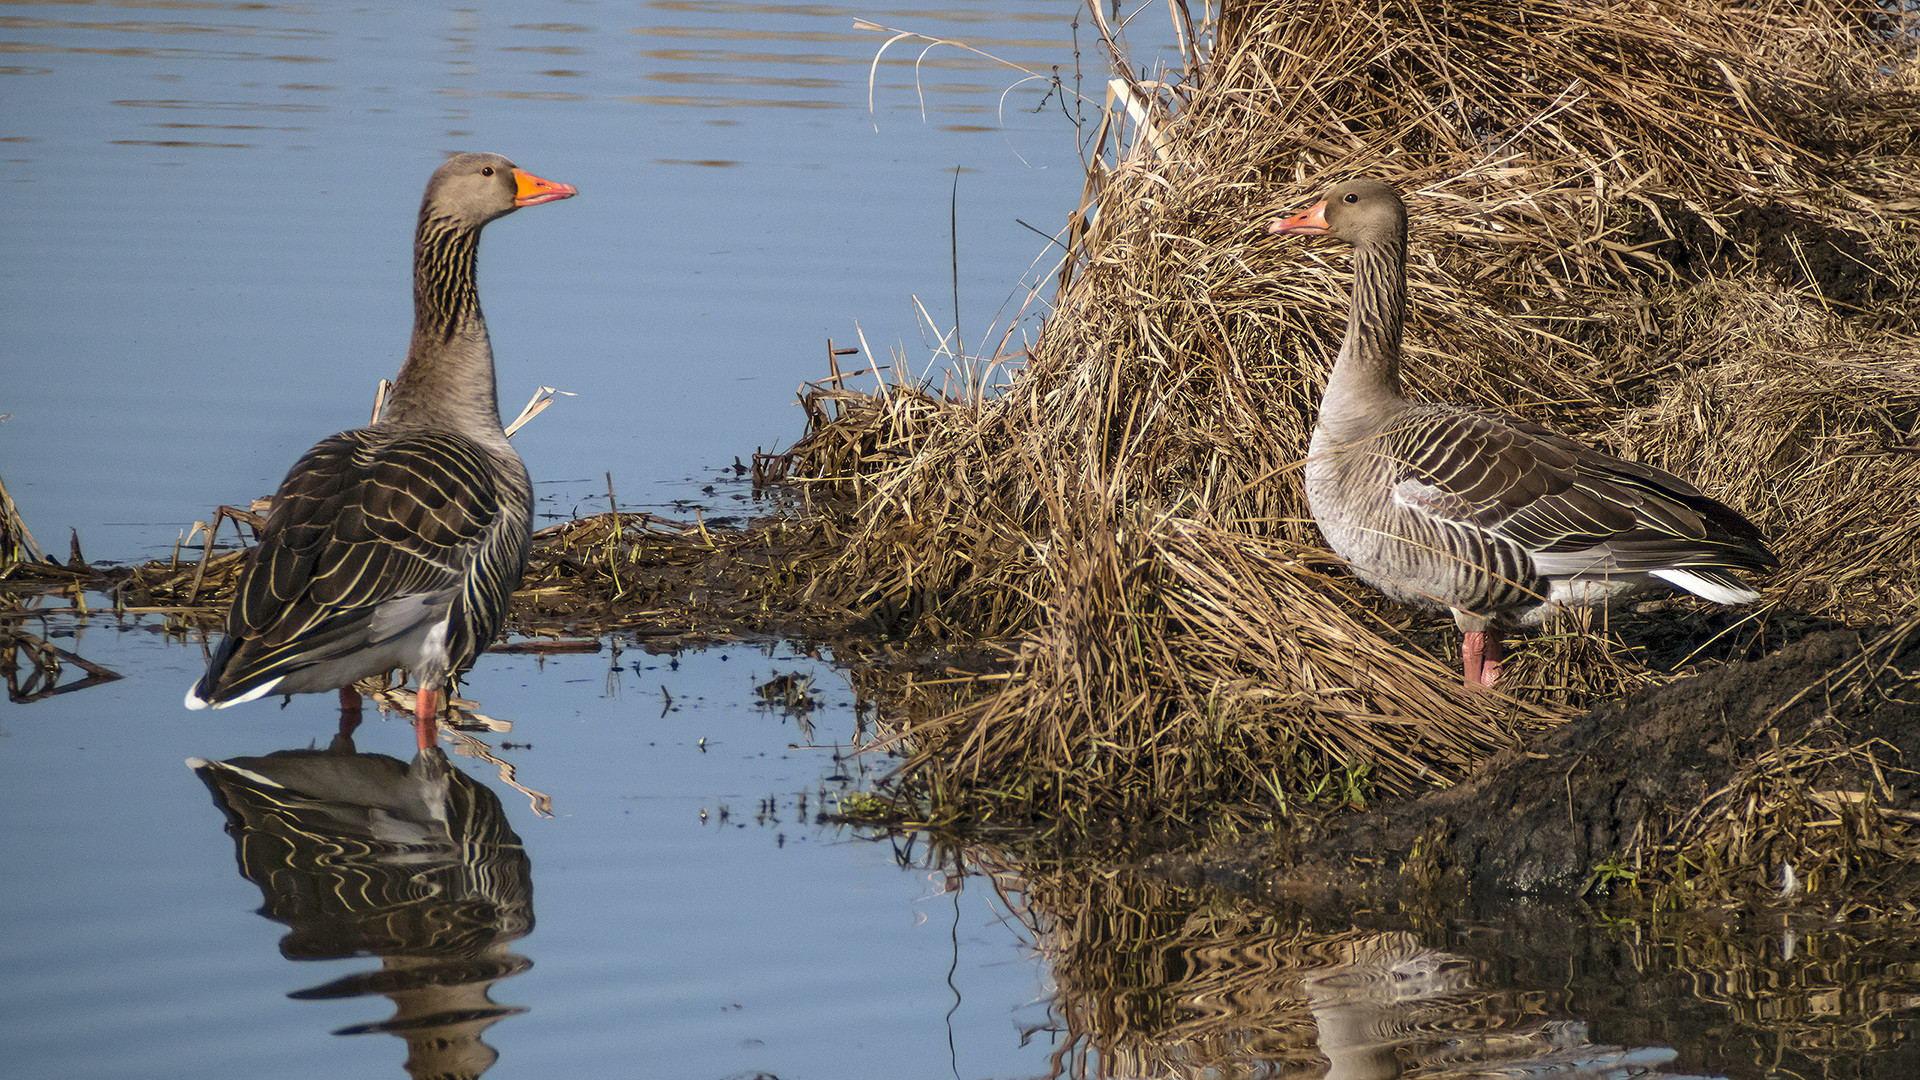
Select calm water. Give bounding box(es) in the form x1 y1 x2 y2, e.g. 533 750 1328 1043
5 3 1920 1078
3 0 1099 559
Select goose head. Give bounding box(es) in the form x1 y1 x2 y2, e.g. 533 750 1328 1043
1270 178 1406 248
424 152 577 228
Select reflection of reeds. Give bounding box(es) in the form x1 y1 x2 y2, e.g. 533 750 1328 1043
0 626 122 702
957 842 1694 1077
784 0 1920 827
955 834 1920 1076
1581 904 1920 1073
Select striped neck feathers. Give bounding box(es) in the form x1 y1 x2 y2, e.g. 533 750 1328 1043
1323 230 1409 421
385 209 502 433
412 209 485 341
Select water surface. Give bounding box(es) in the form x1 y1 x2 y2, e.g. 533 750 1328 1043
3 0 1099 558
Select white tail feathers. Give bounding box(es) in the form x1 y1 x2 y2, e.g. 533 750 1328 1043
1651 568 1761 606
183 678 280 711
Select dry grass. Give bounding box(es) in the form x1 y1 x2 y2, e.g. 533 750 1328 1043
785 0 1920 828
1621 335 1920 620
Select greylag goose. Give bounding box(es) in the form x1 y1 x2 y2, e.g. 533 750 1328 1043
1270 179 1775 686
186 153 576 747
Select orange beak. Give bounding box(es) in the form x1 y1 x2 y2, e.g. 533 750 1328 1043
513 168 578 207
1270 199 1328 235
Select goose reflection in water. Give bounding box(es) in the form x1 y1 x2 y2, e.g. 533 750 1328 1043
189 736 533 1080
1302 933 1688 1080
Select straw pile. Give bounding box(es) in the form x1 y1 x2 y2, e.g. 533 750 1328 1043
791 0 1920 828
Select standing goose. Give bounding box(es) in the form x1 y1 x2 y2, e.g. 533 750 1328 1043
187 153 576 747
1270 179 1775 686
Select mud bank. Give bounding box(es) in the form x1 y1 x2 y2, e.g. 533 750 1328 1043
1155 626 1920 913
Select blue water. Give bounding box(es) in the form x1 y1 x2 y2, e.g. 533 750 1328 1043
0 620 1055 1078
1 0 1099 560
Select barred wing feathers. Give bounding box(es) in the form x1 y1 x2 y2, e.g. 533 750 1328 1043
194 428 529 705
1385 408 1776 596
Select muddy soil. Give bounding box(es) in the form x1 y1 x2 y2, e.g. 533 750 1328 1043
1154 626 1920 912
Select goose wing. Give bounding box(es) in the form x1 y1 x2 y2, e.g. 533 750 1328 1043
1386 408 1776 582
204 427 514 699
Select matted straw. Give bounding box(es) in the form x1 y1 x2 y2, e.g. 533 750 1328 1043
787 0 1919 824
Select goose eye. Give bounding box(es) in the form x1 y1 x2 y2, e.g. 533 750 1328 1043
481 166 495 176
1343 192 1358 203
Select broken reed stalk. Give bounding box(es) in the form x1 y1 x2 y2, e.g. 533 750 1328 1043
788 0 1920 827
0 470 46 570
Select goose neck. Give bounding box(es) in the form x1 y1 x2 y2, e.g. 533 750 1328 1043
382 210 503 434
1322 236 1407 420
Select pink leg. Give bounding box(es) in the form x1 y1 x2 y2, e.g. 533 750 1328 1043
337 687 363 739
1480 633 1504 686
1461 631 1505 687
414 685 439 751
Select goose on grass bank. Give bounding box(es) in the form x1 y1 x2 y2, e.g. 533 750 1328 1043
1271 179 1775 686
187 153 577 747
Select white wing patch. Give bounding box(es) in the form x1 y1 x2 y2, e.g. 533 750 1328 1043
1392 479 1475 523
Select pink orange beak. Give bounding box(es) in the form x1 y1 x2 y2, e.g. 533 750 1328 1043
513 168 578 207
1270 199 1328 235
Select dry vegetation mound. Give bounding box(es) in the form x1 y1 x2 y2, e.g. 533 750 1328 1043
790 0 1920 831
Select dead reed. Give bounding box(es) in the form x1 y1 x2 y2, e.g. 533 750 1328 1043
0 471 44 571
788 0 1920 828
